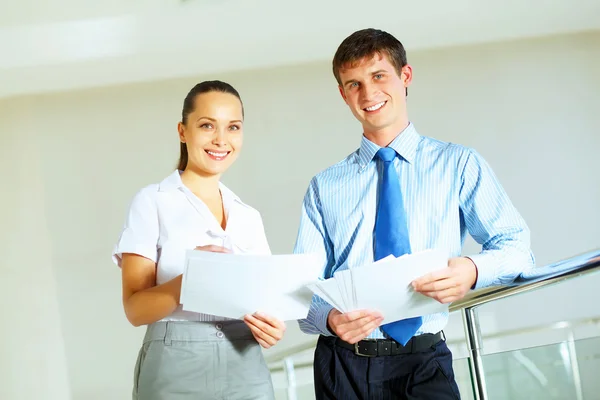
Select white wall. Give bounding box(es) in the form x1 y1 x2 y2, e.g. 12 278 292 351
0 30 598 399
0 98 71 399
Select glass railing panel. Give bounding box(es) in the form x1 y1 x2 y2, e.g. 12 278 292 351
479 335 600 400
445 308 470 359
472 268 600 357
453 357 476 400
575 336 600 399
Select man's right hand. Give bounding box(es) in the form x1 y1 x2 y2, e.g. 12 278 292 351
327 309 384 344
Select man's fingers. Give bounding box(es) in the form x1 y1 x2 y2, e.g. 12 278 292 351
348 314 383 332
329 310 384 339
415 276 458 293
332 313 380 336
338 309 383 324
344 317 384 344
419 287 461 304
337 316 384 343
412 267 453 288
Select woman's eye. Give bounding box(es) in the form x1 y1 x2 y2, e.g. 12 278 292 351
229 125 240 131
200 123 213 129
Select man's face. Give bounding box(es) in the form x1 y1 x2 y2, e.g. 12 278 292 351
337 52 411 137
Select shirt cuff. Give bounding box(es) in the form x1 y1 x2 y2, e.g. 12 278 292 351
315 303 335 336
466 253 497 290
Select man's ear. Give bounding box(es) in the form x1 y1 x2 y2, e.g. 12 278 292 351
338 85 349 105
401 64 413 89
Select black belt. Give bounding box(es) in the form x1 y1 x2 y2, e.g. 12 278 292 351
335 331 445 357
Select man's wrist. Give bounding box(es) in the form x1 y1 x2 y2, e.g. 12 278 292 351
463 256 478 289
465 253 495 289
325 309 336 335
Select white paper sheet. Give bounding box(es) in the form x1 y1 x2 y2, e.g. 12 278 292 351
307 278 345 312
180 250 322 321
306 249 450 323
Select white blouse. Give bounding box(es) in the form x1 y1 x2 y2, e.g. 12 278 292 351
112 170 271 322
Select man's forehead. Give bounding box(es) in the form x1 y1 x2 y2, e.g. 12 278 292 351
339 52 391 75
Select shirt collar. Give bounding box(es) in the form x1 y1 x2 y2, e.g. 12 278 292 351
158 170 243 204
158 170 185 192
357 122 421 170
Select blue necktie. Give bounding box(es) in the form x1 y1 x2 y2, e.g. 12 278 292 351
374 147 422 346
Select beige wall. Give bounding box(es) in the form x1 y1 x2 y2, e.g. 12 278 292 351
0 30 598 399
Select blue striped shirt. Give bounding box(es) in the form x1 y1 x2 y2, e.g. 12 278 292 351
294 123 535 339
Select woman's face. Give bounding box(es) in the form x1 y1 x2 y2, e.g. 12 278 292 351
178 91 244 177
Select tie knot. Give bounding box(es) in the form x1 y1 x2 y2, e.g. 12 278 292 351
376 147 397 162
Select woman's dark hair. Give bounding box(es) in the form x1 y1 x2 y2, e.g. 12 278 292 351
177 80 244 171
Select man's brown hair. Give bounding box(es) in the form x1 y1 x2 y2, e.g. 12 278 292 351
332 28 408 93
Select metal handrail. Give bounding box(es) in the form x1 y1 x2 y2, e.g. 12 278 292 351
450 249 600 312
267 248 600 399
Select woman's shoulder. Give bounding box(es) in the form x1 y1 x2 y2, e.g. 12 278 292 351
124 184 161 215
134 183 161 198
129 170 180 203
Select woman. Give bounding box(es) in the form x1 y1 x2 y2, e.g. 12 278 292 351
112 80 285 399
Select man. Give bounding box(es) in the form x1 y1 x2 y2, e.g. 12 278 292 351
294 28 535 399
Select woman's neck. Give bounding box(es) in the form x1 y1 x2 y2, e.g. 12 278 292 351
180 168 221 199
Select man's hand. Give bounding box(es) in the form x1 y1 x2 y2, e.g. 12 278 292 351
244 312 286 349
327 309 384 344
412 257 478 304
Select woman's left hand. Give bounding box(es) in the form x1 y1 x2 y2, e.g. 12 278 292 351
243 312 286 349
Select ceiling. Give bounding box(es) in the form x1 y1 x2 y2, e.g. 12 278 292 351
1 0 599 99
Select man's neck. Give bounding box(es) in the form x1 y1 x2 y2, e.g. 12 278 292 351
364 121 410 147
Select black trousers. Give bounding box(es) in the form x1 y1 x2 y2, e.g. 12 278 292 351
313 335 461 400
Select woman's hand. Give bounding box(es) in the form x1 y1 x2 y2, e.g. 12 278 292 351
194 245 231 253
243 312 286 349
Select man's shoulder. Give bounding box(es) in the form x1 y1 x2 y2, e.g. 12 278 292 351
416 133 477 166
309 149 360 186
419 133 470 155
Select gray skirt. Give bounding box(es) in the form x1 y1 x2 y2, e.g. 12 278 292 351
133 321 275 400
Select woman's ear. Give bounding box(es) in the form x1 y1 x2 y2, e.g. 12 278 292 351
177 122 186 143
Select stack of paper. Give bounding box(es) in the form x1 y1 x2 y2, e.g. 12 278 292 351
306 249 450 323
180 251 322 321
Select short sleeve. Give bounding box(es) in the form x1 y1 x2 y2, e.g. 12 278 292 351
112 187 159 267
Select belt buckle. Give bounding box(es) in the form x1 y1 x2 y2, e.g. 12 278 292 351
354 341 376 357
